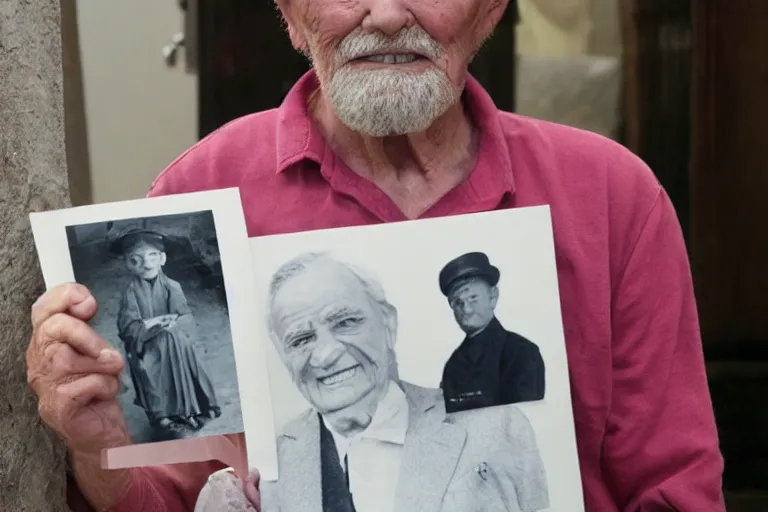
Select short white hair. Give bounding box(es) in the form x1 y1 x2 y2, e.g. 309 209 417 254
266 252 396 344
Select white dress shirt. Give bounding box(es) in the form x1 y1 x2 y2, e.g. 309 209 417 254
322 381 410 512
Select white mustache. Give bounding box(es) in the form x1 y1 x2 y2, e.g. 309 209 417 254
337 26 444 63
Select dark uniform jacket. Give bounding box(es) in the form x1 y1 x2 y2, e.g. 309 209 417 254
441 317 545 413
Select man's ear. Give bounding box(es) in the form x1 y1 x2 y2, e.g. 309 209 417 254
486 0 511 30
275 0 310 55
489 285 500 308
160 252 167 266
384 304 399 349
472 0 511 49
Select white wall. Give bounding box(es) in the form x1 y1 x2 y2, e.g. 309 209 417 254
515 0 623 139
76 1 197 204
517 0 591 58
517 0 622 58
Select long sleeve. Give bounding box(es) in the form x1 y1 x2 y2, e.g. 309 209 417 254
603 189 725 510
66 418 248 511
111 461 228 512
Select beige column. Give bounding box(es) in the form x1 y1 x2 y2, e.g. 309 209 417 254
517 0 592 57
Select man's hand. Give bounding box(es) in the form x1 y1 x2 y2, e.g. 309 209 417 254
194 469 261 511
244 470 261 510
26 283 130 456
143 316 166 330
162 313 179 330
144 314 179 331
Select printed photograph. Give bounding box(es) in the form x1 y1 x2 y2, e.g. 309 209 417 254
249 206 584 512
29 189 279 479
437 251 546 414
65 211 240 443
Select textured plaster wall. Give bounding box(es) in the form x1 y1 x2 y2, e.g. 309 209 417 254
0 1 72 510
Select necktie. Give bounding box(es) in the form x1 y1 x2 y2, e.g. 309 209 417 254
344 454 350 488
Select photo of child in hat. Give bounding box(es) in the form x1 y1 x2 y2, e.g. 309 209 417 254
111 227 221 435
37 192 270 466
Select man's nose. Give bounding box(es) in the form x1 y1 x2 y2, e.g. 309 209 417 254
461 303 477 316
359 0 415 36
309 330 346 368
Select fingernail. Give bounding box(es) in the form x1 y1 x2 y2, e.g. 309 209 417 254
73 291 94 306
69 285 89 302
98 348 120 363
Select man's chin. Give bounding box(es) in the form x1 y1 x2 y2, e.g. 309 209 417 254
339 110 436 138
461 323 483 334
310 386 376 415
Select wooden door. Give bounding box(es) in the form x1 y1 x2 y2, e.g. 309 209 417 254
620 0 693 240
469 2 519 113
690 0 768 353
690 0 768 506
197 1 309 138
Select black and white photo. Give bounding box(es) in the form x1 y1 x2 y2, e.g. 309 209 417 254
437 251 546 413
65 213 234 443
30 188 279 480
249 206 584 511
260 251 548 512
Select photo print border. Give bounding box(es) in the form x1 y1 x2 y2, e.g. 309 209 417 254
247 205 584 511
30 188 279 480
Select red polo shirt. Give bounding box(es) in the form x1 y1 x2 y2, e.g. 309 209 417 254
92 71 724 511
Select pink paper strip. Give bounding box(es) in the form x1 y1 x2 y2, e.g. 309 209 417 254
101 436 247 479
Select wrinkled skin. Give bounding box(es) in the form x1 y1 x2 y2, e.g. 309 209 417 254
278 0 510 220
26 285 123 452
25 283 133 509
280 0 506 86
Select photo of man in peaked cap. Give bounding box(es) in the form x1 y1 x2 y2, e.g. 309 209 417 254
439 252 545 414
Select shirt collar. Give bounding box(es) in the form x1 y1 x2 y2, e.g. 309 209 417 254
275 71 326 173
322 380 409 451
274 70 516 199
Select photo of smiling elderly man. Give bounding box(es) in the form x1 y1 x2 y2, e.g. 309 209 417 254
260 251 549 512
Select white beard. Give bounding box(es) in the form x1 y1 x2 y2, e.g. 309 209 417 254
310 26 461 137
326 66 459 137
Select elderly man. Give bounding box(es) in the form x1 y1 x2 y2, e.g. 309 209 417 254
438 252 545 413
25 0 725 510
254 252 548 512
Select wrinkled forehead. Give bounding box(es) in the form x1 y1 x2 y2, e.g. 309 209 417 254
448 276 492 300
270 261 371 325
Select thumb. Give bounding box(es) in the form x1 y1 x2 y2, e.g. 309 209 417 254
69 294 98 320
243 469 261 509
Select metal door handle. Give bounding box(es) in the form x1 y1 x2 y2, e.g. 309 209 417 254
162 31 186 67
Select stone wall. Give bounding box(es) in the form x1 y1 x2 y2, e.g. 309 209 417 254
0 1 71 510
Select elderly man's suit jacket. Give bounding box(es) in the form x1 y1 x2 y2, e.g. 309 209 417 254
261 382 549 512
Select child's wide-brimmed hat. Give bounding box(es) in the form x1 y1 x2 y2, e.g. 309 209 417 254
108 228 168 255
